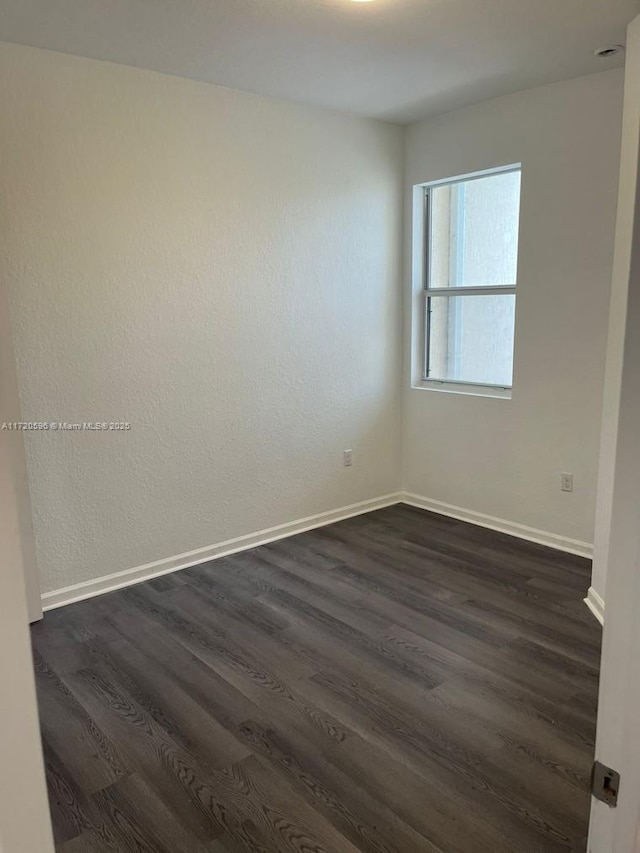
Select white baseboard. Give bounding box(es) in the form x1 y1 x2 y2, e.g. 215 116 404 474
41 492 403 611
402 492 594 559
584 586 605 626
42 489 595 611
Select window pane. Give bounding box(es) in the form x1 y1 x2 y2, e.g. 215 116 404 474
427 294 515 386
429 170 521 288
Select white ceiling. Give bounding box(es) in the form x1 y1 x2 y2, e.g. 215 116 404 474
0 0 637 123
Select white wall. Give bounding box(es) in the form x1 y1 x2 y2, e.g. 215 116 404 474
0 40 624 597
591 44 640 607
589 16 640 852
0 281 54 853
0 42 403 595
1 313 41 621
403 70 623 549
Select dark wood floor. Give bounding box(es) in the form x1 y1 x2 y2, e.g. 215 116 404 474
32 504 601 853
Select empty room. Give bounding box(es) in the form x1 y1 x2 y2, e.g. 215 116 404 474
3 0 640 851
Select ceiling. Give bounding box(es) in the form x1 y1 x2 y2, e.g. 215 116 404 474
0 0 637 123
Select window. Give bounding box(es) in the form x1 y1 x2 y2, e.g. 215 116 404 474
421 167 521 393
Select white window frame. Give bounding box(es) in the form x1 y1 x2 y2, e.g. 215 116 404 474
414 164 521 399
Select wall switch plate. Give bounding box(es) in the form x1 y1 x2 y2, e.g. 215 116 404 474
343 449 353 467
561 472 574 492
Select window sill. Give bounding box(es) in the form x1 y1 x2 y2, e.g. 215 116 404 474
412 380 512 400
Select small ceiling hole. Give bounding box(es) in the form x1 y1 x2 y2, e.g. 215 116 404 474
594 45 625 58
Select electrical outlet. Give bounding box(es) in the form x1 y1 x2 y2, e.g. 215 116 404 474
561 473 574 493
343 449 353 467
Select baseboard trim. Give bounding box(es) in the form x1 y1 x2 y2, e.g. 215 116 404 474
42 489 595 611
41 492 403 611
401 493 594 559
584 586 605 626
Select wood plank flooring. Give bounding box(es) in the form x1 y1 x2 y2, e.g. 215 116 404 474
31 504 601 853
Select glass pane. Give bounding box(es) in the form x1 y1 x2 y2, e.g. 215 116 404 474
427 294 515 386
429 170 521 288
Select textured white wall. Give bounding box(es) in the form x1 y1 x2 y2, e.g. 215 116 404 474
403 70 623 546
0 42 403 594
0 41 624 596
